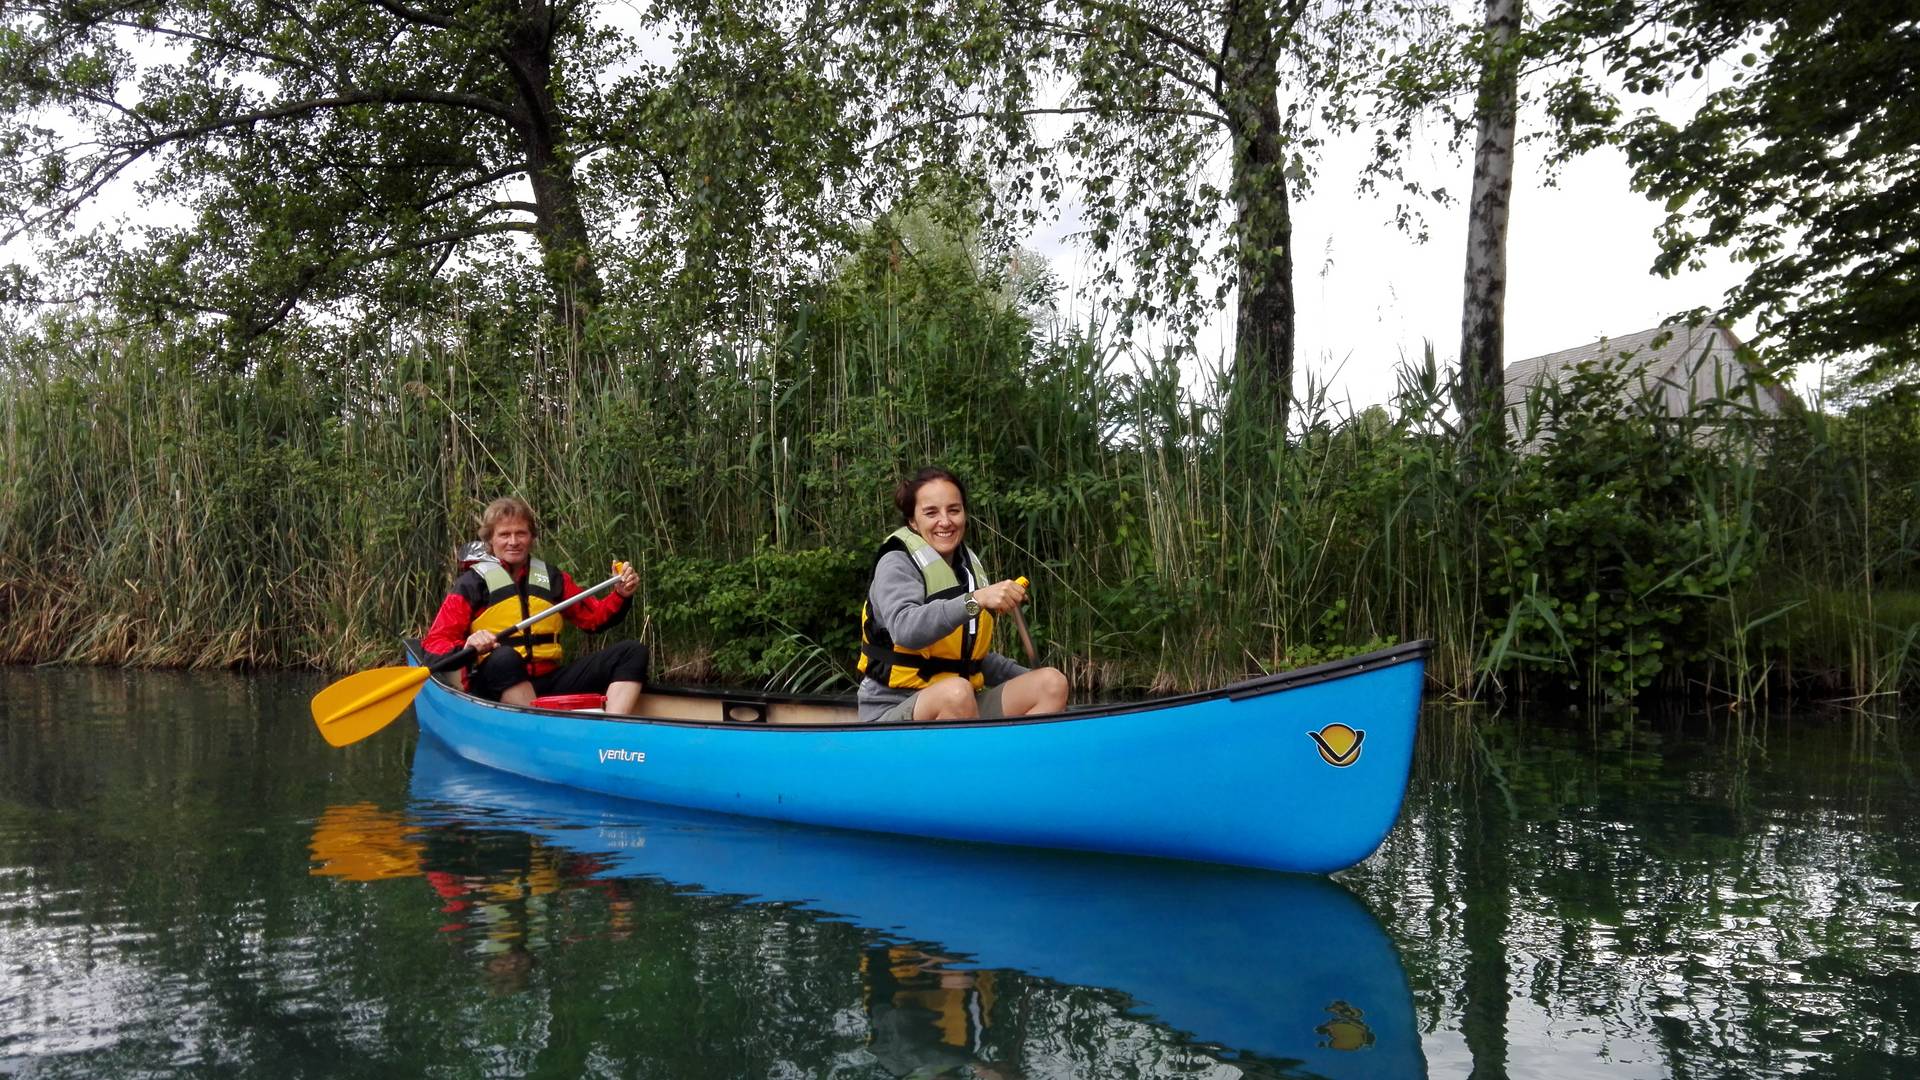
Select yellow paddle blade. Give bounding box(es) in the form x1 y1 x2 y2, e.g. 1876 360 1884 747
310 665 432 747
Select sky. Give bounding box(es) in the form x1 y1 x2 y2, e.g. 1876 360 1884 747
1027 119 1802 416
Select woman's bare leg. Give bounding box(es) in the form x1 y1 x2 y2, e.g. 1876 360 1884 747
999 667 1069 716
912 678 980 721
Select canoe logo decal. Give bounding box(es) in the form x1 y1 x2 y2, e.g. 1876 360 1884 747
1309 724 1364 767
1316 1000 1374 1050
597 748 646 764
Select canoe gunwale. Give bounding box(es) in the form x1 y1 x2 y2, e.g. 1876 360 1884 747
401 638 1431 732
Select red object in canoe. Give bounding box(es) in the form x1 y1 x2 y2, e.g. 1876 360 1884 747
529 693 606 711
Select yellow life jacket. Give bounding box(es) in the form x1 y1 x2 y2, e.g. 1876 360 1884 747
858 527 995 691
469 557 565 664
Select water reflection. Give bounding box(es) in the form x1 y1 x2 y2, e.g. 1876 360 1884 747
356 732 1428 1078
11 666 1915 1077
1344 709 1920 1079
309 804 424 881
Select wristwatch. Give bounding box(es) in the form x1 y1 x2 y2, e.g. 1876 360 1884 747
963 596 981 618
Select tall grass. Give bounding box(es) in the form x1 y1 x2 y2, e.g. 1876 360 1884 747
0 259 1911 703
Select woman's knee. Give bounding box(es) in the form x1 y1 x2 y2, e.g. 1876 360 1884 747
478 647 525 676
1037 665 1068 702
918 678 978 719
473 648 529 697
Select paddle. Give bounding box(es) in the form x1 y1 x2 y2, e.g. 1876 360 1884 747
310 564 630 748
1008 575 1038 666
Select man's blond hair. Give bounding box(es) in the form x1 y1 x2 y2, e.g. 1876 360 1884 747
477 496 539 540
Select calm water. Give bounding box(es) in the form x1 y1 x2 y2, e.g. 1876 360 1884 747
2 669 1915 1079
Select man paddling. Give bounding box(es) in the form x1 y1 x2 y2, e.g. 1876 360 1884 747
422 496 649 713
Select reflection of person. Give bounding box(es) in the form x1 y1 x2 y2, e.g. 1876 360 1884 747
858 467 1068 723
862 946 1009 1077
419 827 558 996
422 496 648 713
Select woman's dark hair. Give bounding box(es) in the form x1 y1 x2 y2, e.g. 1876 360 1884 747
893 466 969 524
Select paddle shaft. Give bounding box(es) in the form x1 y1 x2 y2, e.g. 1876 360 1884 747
1008 575 1037 666
428 567 627 674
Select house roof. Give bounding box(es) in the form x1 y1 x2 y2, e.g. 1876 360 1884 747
1503 320 1794 414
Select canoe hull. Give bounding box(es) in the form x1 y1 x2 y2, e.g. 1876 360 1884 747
411 642 1427 873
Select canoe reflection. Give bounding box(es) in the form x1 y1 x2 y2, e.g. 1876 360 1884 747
404 731 1426 1077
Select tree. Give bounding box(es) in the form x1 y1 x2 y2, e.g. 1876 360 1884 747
1458 0 1523 449
852 0 1436 436
0 0 874 352
1349 0 1547 444
1 1 629 337
1539 0 1920 385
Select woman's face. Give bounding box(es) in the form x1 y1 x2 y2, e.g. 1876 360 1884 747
909 479 967 559
487 516 535 568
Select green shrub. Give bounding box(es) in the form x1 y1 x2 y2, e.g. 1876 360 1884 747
1479 359 1761 700
648 547 868 682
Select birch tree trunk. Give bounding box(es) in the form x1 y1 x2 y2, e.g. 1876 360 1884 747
1458 0 1522 447
1223 0 1298 439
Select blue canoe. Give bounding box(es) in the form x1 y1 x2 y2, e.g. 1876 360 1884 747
404 732 1428 1075
406 639 1429 874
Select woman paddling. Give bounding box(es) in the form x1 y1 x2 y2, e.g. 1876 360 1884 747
422 496 649 714
858 467 1069 723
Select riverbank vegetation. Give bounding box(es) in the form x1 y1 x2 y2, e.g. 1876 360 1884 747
2 216 1912 705
1 1 1913 706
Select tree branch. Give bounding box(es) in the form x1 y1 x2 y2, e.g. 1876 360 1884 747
366 0 460 31
359 220 535 262
6 89 521 244
418 163 530 209
869 105 1228 152
3 143 152 245
1009 16 1221 104
1059 0 1221 71
101 18 321 75
424 239 458 280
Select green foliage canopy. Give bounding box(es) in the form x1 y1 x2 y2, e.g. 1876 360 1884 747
0 0 876 350
1539 0 1920 385
3 1 613 335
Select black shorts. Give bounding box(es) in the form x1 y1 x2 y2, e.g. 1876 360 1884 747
470 639 649 701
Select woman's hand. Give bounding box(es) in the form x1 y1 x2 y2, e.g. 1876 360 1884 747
464 629 499 653
613 560 639 598
971 578 1028 614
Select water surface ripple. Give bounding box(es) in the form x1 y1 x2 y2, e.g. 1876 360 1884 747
2 668 1914 1078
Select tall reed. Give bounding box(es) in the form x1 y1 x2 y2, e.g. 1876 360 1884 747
0 265 1910 703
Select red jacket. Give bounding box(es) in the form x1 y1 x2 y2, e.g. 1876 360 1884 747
422 560 630 679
